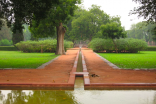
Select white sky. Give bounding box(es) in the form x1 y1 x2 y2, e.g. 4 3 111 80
81 0 145 30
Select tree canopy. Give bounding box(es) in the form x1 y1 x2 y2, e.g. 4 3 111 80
127 21 156 42
100 21 127 53
0 0 59 31
130 0 156 22
0 0 59 44
29 0 81 54
64 5 110 42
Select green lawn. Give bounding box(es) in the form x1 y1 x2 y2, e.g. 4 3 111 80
98 51 156 69
0 51 59 68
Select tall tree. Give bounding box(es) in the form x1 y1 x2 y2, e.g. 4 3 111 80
30 0 81 55
66 5 110 42
0 0 59 44
127 21 156 42
0 21 12 40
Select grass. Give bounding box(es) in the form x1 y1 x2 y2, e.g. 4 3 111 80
0 51 59 68
98 51 156 69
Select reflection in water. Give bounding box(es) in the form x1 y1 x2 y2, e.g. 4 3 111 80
1 90 156 104
2 90 78 104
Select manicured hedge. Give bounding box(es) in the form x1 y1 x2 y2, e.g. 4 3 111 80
145 46 156 51
0 46 17 51
88 38 148 53
15 39 73 53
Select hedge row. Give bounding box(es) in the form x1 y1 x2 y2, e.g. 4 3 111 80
15 39 73 53
88 38 148 53
0 46 17 51
144 46 156 51
0 39 13 46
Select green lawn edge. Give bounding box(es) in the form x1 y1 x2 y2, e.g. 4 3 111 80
97 51 156 69
0 51 59 69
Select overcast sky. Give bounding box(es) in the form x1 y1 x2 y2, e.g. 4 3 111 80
81 0 145 30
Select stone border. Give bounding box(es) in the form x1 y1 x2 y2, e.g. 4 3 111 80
0 56 60 70
94 52 120 69
81 51 156 90
36 56 60 69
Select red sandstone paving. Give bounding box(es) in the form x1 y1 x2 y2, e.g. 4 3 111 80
0 49 78 84
82 49 156 84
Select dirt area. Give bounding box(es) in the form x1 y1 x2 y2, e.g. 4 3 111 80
0 49 78 84
82 49 156 84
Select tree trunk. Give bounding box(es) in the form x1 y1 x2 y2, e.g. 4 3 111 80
12 30 24 45
55 23 66 55
112 39 118 53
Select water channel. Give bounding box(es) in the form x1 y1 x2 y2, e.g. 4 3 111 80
0 49 156 104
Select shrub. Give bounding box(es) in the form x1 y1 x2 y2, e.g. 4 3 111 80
15 39 73 53
0 39 13 46
145 46 156 51
88 38 105 52
88 38 148 53
0 46 17 51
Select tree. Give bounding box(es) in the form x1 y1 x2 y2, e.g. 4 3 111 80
66 5 110 42
0 0 59 44
30 0 81 55
100 21 127 53
0 21 12 40
130 0 156 22
127 21 156 42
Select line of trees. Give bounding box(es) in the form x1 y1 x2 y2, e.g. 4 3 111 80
127 21 156 43
64 5 126 43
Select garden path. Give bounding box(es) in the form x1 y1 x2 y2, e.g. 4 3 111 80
82 49 156 84
0 49 78 84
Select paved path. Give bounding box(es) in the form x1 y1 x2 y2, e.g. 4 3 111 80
0 49 79 89
82 49 156 84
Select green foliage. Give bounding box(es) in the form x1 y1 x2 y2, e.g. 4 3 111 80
100 22 127 39
15 39 73 53
0 46 17 51
30 0 81 38
0 39 13 46
23 24 31 41
88 38 148 53
65 5 110 41
127 21 156 42
144 46 156 51
0 0 59 32
98 51 156 69
88 38 105 52
130 0 156 23
0 51 59 68
64 40 74 51
0 21 12 40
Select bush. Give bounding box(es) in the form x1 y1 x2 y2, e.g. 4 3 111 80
88 38 148 53
143 46 156 51
88 38 105 52
15 39 73 53
0 39 13 46
0 46 17 51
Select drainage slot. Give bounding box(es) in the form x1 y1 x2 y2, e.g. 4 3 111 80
76 51 83 72
74 48 84 90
